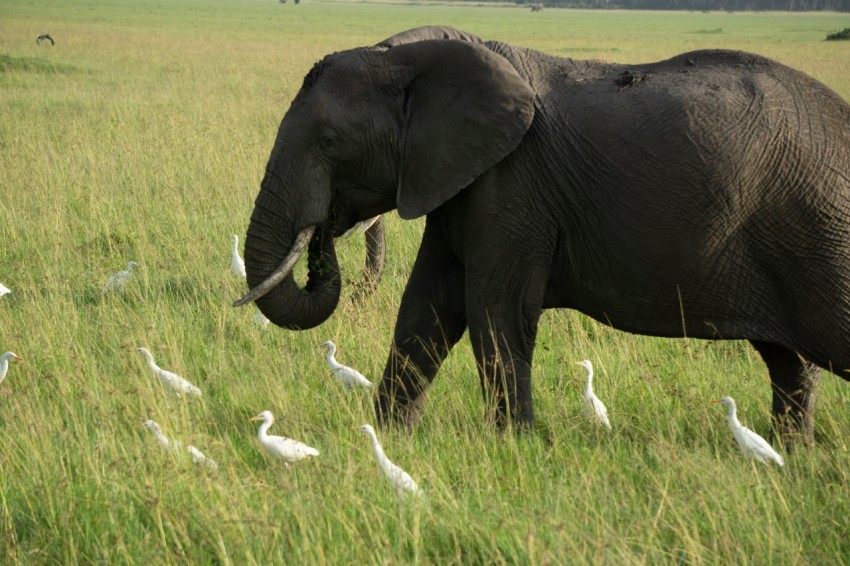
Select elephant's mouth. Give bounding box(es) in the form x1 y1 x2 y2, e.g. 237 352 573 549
233 225 316 307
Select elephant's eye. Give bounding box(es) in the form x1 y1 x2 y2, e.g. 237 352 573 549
319 132 337 152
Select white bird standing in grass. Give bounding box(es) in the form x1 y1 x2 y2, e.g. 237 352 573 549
0 283 11 298
0 352 24 385
143 419 172 448
322 340 372 390
185 445 219 470
252 311 270 329
135 347 202 397
249 410 319 466
103 261 138 292
576 360 612 430
231 235 246 279
355 424 423 498
142 420 218 469
715 396 784 467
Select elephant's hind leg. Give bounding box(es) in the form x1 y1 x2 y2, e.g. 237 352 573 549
750 340 821 447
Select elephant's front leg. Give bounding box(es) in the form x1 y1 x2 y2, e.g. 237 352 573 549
465 268 547 431
376 220 466 430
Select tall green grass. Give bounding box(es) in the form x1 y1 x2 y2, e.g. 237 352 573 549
2 1 850 562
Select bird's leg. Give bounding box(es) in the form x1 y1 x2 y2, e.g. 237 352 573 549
750 340 820 447
376 221 466 432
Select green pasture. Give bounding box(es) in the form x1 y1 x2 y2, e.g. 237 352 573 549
1 1 850 562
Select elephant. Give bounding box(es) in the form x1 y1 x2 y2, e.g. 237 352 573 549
358 216 386 298
236 26 850 443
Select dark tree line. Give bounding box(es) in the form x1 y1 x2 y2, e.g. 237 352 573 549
515 0 849 10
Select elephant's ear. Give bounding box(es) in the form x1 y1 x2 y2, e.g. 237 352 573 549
377 26 484 47
386 40 535 219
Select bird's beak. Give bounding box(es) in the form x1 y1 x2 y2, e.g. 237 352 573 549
351 425 360 431
14 356 23 363
573 362 583 366
711 399 722 404
248 416 260 422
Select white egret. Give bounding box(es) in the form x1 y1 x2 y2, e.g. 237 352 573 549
355 424 423 497
135 347 202 397
186 445 219 470
0 283 10 297
0 352 24 385
322 340 373 390
252 311 270 329
231 235 246 279
142 420 218 469
342 215 380 238
142 419 173 448
715 396 784 466
249 410 319 465
103 261 138 292
576 360 612 430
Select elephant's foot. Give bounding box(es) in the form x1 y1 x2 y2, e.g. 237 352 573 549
483 392 534 433
771 362 820 448
750 340 820 448
376 390 427 434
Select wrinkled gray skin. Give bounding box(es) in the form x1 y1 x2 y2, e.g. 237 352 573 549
242 26 850 443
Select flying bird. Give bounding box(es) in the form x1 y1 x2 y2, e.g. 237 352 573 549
36 33 54 45
142 420 218 469
576 360 612 430
0 283 10 297
231 235 246 279
103 261 138 292
0 352 23 385
322 340 372 390
715 396 784 466
135 347 201 397
355 424 423 497
248 410 319 466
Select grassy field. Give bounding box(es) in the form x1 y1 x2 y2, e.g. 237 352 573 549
2 0 850 562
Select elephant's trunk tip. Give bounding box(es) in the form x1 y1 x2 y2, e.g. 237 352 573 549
232 225 316 307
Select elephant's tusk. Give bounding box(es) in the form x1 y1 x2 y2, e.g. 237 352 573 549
232 225 316 307
341 215 380 238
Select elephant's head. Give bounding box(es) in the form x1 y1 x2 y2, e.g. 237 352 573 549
236 27 535 330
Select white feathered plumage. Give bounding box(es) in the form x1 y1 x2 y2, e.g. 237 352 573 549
322 340 372 390
103 261 138 292
249 410 319 465
0 352 24 385
231 235 246 279
576 360 611 430
356 424 423 497
716 396 784 466
135 347 202 397
142 419 218 469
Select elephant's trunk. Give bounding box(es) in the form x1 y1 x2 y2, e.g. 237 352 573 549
239 193 341 330
233 226 315 307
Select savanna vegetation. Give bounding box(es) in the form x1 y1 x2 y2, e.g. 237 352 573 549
1 1 850 562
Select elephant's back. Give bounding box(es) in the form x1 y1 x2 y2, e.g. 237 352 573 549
520 46 850 357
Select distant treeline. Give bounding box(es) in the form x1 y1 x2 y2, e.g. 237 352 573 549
514 0 849 10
